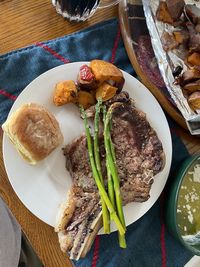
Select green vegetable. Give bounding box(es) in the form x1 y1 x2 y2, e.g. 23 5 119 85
103 107 115 209
80 106 125 236
103 105 127 248
94 99 110 234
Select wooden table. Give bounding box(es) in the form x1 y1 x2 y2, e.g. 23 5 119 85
0 1 199 267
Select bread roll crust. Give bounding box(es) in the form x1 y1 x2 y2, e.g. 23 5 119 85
3 103 63 164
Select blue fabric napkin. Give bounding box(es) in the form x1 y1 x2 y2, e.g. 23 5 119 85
0 18 193 267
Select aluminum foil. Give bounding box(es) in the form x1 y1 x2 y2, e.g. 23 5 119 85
142 0 200 135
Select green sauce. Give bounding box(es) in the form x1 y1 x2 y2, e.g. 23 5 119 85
177 157 200 236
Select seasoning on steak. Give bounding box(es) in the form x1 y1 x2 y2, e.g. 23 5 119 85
111 100 164 203
55 185 101 260
55 92 165 260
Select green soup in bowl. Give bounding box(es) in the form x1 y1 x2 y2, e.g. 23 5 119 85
165 154 200 255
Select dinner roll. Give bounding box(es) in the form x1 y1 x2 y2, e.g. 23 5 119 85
2 103 63 165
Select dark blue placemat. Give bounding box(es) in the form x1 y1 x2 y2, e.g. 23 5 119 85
0 18 193 267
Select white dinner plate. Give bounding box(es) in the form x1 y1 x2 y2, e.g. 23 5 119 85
3 62 172 233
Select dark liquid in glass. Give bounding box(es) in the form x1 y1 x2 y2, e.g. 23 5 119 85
53 0 100 22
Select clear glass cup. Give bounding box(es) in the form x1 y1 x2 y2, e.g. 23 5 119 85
52 0 120 22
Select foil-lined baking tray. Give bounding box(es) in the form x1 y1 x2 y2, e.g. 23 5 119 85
142 0 200 135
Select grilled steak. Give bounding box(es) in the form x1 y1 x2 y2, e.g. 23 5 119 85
111 100 164 203
55 92 165 260
55 185 102 260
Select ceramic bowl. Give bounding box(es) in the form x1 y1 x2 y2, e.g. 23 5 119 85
165 154 200 255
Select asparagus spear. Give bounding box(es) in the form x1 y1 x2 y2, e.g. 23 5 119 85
106 158 115 208
109 124 126 248
94 99 110 234
103 107 115 209
80 106 125 236
104 105 127 248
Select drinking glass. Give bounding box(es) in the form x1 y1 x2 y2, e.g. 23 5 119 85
52 0 120 22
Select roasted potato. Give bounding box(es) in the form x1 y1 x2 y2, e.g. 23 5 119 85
187 52 200 66
77 64 97 91
183 79 200 93
181 69 200 85
96 82 117 102
53 80 77 106
77 91 96 109
161 31 179 52
90 60 124 92
156 1 174 25
166 0 184 21
173 31 189 45
188 91 200 110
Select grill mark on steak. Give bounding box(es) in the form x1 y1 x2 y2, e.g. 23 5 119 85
57 92 165 259
56 185 101 259
112 102 150 150
65 188 99 232
70 203 101 259
63 136 97 192
110 100 164 204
